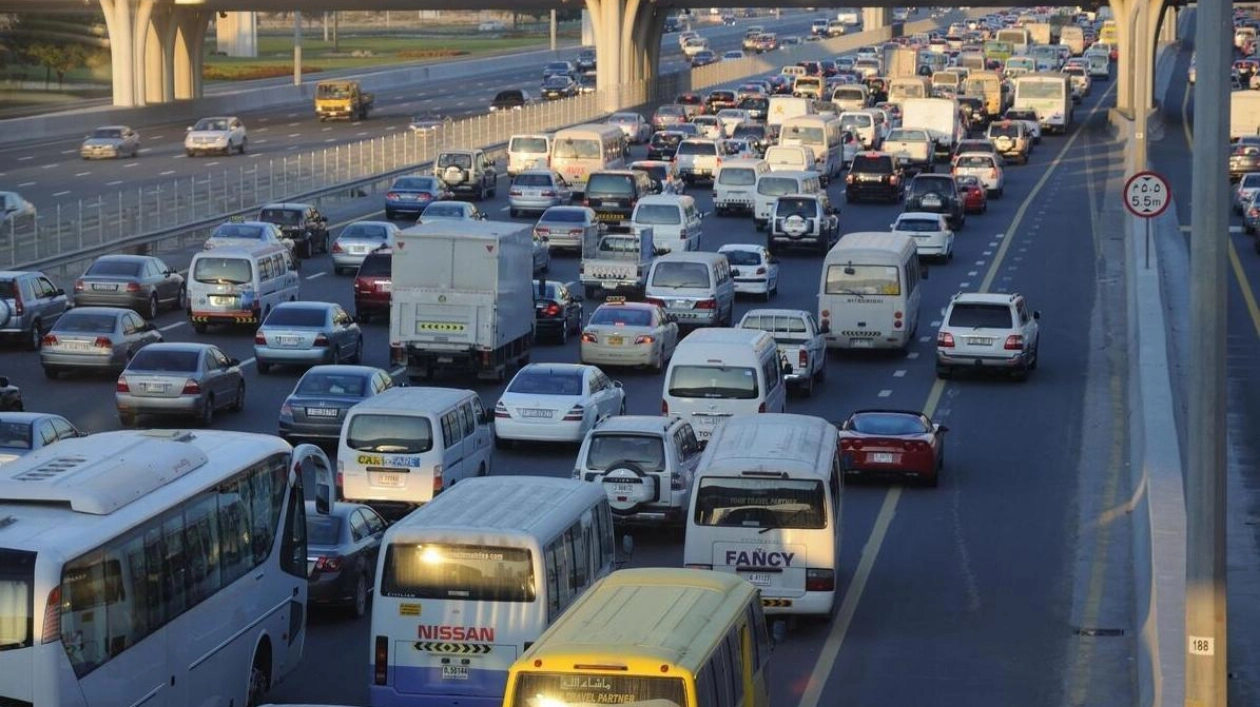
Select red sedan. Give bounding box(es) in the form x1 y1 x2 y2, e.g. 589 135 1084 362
954 175 989 214
836 409 949 487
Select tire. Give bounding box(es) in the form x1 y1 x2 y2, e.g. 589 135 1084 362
230 381 246 411
147 294 159 321
256 360 272 375
349 573 369 619
935 364 953 379
238 138 247 155
355 311 370 324
650 348 664 373
199 395 215 427
43 367 58 380
1029 344 1040 371
510 208 520 218
26 320 41 351
175 286 187 312
186 149 195 157
193 322 207 334
119 412 136 428
799 371 815 397
923 471 940 488
385 209 396 220
816 360 827 383
557 323 568 345
350 337 363 364
247 650 271 707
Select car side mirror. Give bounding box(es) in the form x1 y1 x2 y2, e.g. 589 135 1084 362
613 380 623 389
480 409 494 424
186 126 193 132
937 424 950 433
1033 310 1041 320
52 288 65 297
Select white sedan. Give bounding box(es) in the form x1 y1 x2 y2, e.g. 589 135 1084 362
494 363 625 446
715 108 752 137
891 212 954 262
951 151 1005 197
718 243 779 299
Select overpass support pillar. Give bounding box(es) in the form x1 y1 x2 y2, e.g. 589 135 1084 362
216 12 259 58
862 7 891 32
99 0 153 107
98 0 209 106
172 6 210 100
145 2 177 103
1158 5 1177 44
588 0 660 111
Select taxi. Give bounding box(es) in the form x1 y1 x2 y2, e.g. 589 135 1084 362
579 298 679 371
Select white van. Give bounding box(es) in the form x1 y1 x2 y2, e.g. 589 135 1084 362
831 84 870 113
338 386 493 508
713 158 770 216
660 328 787 442
818 231 925 351
764 144 818 173
778 115 844 183
838 110 879 149
645 252 736 328
507 133 552 176
683 413 842 616
753 170 823 230
767 95 817 132
187 243 299 333
631 194 704 253
551 123 626 192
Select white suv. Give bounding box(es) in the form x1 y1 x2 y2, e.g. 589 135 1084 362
935 292 1041 381
674 138 722 185
573 415 703 528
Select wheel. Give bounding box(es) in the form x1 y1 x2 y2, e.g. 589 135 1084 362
585 285 599 299
199 395 215 427
800 370 815 397
355 311 370 324
256 360 272 375
923 471 940 488
349 573 369 618
147 294 159 321
186 149 195 157
489 183 497 198
43 366 58 380
303 238 314 259
495 434 514 450
193 322 207 334
816 361 827 383
1029 343 1040 371
238 138 247 155
650 348 664 373
510 208 519 218
119 412 136 427
26 320 42 351
247 650 271 707
935 364 953 379
349 337 363 364
1012 365 1030 382
557 323 568 345
385 209 396 220
320 234 329 254
230 381 246 411
175 286 187 311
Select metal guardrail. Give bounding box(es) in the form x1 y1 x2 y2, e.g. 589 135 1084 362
5 14 957 283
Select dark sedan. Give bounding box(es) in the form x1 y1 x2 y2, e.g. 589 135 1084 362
305 500 388 617
279 364 394 442
533 279 584 344
541 76 577 100
73 254 185 319
384 175 451 220
647 131 685 161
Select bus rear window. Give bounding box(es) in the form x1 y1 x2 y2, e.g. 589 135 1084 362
0 549 35 651
693 477 827 529
511 673 686 707
667 365 757 400
345 414 433 455
193 257 252 285
824 264 901 296
381 544 534 602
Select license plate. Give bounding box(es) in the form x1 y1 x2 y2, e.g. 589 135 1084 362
91 283 118 291
597 213 621 222
210 295 234 305
373 473 402 487
922 195 942 207
277 335 301 347
850 338 873 348
441 666 469 681
379 282 392 292
62 341 94 351
307 407 338 417
967 337 993 345
608 336 624 346
140 382 167 393
745 573 772 587
869 452 895 464
674 300 690 308
520 408 553 418
613 483 637 495
860 175 881 182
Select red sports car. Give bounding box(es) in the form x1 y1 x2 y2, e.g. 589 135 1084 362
836 409 949 487
954 175 989 214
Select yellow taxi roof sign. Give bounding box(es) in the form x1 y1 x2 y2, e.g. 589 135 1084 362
605 296 627 304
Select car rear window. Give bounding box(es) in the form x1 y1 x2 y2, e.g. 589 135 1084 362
721 249 761 266
86 259 143 277
509 137 548 153
758 177 799 196
296 371 367 397
193 257 252 285
590 307 652 327
849 412 929 435
57 311 118 334
896 217 942 233
668 365 758 400
541 208 585 223
259 209 302 226
211 223 266 239
956 155 993 168
850 155 892 173
585 434 666 472
341 223 391 240
266 306 326 327
651 133 682 147
358 254 391 276
718 168 757 186
651 262 711 288
508 370 583 395
494 90 524 102
775 197 816 216
513 173 554 187
948 303 1015 329
692 477 825 528
989 124 1021 138
635 204 682 225
0 422 33 450
306 516 342 545
676 141 717 156
345 413 433 454
393 177 440 191
585 174 634 195
130 348 199 372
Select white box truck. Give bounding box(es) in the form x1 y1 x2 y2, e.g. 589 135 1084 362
1231 91 1260 140
389 221 535 383
901 97 965 160
883 46 920 78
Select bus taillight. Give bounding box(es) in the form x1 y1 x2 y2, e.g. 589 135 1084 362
42 586 61 643
805 568 835 592
374 635 389 684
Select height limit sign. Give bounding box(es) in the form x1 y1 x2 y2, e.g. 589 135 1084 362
1125 171 1171 270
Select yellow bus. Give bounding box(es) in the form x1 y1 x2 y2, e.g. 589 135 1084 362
501 568 771 707
1099 19 1118 46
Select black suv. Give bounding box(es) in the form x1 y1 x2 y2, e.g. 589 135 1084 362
844 152 905 204
490 89 530 111
576 48 597 72
736 96 769 122
647 131 685 161
905 174 966 230
703 90 737 114
258 202 328 258
582 170 655 225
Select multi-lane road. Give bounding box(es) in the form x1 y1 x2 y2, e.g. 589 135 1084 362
0 13 827 212
0 37 1143 705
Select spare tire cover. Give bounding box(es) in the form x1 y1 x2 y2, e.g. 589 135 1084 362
443 164 466 185
600 463 658 513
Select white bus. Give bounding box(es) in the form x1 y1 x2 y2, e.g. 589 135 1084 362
995 27 1031 55
1013 73 1073 134
0 429 335 707
818 231 924 351
369 475 616 707
683 414 842 617
549 124 626 192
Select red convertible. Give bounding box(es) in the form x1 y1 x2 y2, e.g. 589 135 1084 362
836 409 949 487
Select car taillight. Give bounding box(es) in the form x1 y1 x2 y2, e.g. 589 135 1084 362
125 282 141 293
938 331 955 348
385 192 399 200
74 279 85 292
543 303 561 317
374 635 389 685
509 189 523 196
116 376 130 393
1250 208 1259 218
989 168 998 179
846 173 855 184
42 587 61 644
42 334 58 346
535 227 551 237
280 401 292 416
634 334 656 344
893 310 904 329
695 298 716 310
354 278 368 292
182 379 201 394
798 350 809 369
758 401 766 413
661 400 669 414
254 332 267 345
581 332 597 343
1004 334 1024 350
94 336 112 348
542 190 557 197
494 401 510 418
582 199 591 206
433 464 443 492
314 334 330 347
645 297 667 308
331 241 344 253
314 556 343 572
671 471 684 490
903 440 930 451
568 228 584 236
13 293 23 316
806 568 835 592
889 174 900 184
563 405 585 422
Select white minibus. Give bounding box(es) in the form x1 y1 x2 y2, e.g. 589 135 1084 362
338 387 493 510
778 115 844 182
549 124 626 192
753 170 822 230
818 231 925 351
683 413 842 617
187 243 299 333
506 133 552 176
1013 73 1073 134
369 476 616 707
660 327 786 442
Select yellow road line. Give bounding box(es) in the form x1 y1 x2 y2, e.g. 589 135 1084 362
797 81 1117 707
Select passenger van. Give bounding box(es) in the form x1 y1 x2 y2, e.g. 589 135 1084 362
778 115 844 182
831 83 870 113
645 252 735 329
550 123 626 192
187 243 299 332
713 158 769 216
887 76 933 105
630 194 704 253
507 133 552 176
371 476 615 707
753 169 823 230
683 413 842 616
660 327 786 442
792 75 826 100
763 144 817 173
338 386 493 509
964 71 1005 117
817 231 925 351
838 110 879 148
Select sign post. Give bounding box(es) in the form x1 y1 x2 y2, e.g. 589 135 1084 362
1123 170 1171 269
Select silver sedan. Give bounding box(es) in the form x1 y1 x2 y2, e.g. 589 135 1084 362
0 412 83 465
508 170 574 217
332 221 399 275
533 205 602 254
116 342 246 427
40 306 163 378
73 254 185 319
254 301 363 374
80 125 140 159
607 112 652 144
418 200 487 224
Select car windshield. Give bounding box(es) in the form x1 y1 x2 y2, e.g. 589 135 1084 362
590 307 652 327
897 217 942 233
776 197 816 217
825 264 901 296
693 477 826 529
676 141 716 156
193 257 252 285
956 155 993 168
610 114 637 124
948 302 1015 328
849 412 930 435
211 223 267 239
667 365 757 399
553 138 602 159
635 204 682 225
296 372 366 396
757 177 799 196
585 433 667 472
514 173 556 187
721 249 761 266
86 259 143 277
306 516 342 545
651 262 710 288
508 370 583 396
129 348 199 372
346 413 433 454
543 77 571 89
56 311 118 334
718 168 757 186
193 118 229 131
91 129 123 139
393 177 439 191
358 254 391 276
0 422 33 450
259 209 302 226
541 208 585 223
341 223 391 240
851 155 892 172
740 314 810 341
265 307 326 328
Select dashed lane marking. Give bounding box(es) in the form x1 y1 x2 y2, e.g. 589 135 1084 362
159 321 186 332
877 389 892 397
52 191 70 197
75 172 90 177
305 272 327 280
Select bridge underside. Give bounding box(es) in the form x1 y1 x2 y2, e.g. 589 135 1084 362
0 0 1053 10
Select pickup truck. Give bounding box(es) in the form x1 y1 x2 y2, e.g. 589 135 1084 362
881 128 934 173
314 80 373 121
580 226 658 299
737 308 828 397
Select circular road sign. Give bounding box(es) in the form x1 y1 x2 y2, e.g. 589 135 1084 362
1124 171 1172 219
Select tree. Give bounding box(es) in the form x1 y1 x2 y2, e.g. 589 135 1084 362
23 42 87 88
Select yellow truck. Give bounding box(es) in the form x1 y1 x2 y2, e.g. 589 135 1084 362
314 80 374 121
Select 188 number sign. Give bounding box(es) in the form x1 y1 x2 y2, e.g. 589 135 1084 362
1124 171 1172 219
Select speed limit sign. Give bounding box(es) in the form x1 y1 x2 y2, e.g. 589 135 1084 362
1124 171 1171 219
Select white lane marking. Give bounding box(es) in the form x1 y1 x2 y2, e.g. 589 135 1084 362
906 352 920 359
17 181 35 187
499 206 511 212
877 389 892 397
930 320 941 327
1180 225 1243 234
106 180 122 186
241 357 256 367
390 366 405 377
61 149 75 155
356 131 369 137
892 370 907 378
52 190 70 197
920 336 932 343
325 138 337 143
994 232 1005 238
257 127 270 132
286 113 299 118
968 270 978 276
287 133 301 138
287 122 300 127
41 163 57 169
305 272 327 281
159 321 187 332
124 162 139 168
982 250 993 255
75 172 91 177
148 135 164 140
173 154 186 159
17 156 32 161
322 127 333 132
206 161 220 167
974 260 985 266
959 281 970 287
160 170 175 176
255 139 268 144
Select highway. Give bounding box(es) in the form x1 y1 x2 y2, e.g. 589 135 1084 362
0 13 827 212
0 50 1139 705
1152 20 1260 703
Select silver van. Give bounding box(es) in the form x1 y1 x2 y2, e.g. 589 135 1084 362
645 252 736 328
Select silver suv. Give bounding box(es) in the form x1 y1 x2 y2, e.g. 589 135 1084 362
573 415 703 528
0 271 70 350
936 292 1041 381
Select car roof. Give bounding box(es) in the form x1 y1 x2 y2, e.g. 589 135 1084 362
141 342 216 353
951 292 1021 306
260 202 312 210
298 365 384 378
517 363 591 375
594 300 656 312
592 415 686 435
742 308 810 318
272 301 335 311
93 254 150 263
897 211 945 220
63 306 132 317
0 412 67 424
955 151 998 159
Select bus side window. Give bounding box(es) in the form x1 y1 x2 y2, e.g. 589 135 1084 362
545 544 560 622
696 664 719 707
726 631 745 704
749 603 772 664
570 522 589 590
713 634 736 707
599 503 616 563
